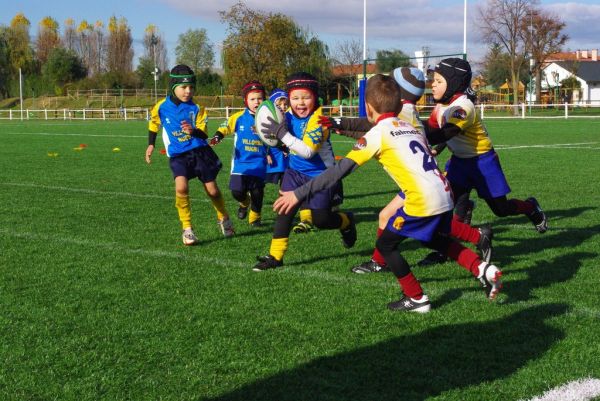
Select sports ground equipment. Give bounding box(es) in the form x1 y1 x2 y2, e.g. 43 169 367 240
340 212 357 248
182 228 199 246
351 260 390 274
387 295 431 313
526 197 548 233
218 218 235 237
253 255 283 271
477 225 493 264
254 100 284 147
477 262 502 300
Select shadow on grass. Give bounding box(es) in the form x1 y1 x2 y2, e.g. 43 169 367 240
206 303 567 401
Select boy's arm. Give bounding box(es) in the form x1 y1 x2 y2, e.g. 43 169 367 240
146 102 162 164
210 115 235 145
424 120 461 145
190 106 209 139
261 117 320 159
318 116 373 139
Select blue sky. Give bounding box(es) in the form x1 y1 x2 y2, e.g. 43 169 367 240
2 0 599 69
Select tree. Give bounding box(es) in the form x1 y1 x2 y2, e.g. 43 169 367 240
175 29 212 73
87 20 106 76
7 13 35 75
331 39 363 104
42 47 86 93
477 0 536 110
143 24 168 74
36 16 61 65
106 15 133 74
63 18 76 51
0 27 11 98
220 2 329 92
524 8 568 103
376 49 410 72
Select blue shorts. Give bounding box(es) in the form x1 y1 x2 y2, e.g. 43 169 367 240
264 172 284 185
229 174 265 192
446 150 511 199
386 208 452 242
169 146 222 183
281 168 343 210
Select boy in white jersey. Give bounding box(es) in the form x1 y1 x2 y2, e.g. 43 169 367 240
275 74 503 312
320 68 491 273
425 58 547 243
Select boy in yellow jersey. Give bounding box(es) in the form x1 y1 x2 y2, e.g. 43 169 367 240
320 67 491 273
253 72 355 271
145 65 234 245
425 58 547 245
275 74 502 312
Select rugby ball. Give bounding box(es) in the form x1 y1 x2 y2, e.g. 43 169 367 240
254 100 285 147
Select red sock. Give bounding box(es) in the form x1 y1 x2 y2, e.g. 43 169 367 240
398 272 423 299
511 199 534 214
371 228 386 265
446 241 481 277
451 215 480 245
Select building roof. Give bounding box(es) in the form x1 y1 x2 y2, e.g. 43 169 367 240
553 60 600 83
331 63 378 77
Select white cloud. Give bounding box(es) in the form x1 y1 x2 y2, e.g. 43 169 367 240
543 2 600 49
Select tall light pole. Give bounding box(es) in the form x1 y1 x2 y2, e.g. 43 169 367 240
463 0 467 57
150 34 159 103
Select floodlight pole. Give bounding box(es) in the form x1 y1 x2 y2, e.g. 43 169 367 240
362 0 367 80
19 68 23 121
463 0 467 56
151 34 158 103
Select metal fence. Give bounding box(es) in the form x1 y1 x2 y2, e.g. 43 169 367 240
2 103 600 121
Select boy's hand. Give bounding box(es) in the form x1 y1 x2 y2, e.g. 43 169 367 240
261 116 288 140
273 190 299 215
209 133 224 146
180 120 193 134
317 115 341 132
145 144 154 164
266 154 273 165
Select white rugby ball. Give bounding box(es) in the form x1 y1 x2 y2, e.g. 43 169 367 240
254 100 285 147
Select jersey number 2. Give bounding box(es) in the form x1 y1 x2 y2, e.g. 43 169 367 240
409 141 437 172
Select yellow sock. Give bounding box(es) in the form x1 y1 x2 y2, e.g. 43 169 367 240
339 212 350 230
269 237 289 261
299 209 312 223
175 195 192 229
249 209 261 224
210 193 228 221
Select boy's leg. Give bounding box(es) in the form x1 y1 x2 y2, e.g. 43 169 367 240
311 209 357 248
376 229 430 312
485 196 547 233
293 209 315 233
204 181 234 237
426 234 502 299
248 186 264 226
253 203 301 271
175 176 199 245
352 194 404 273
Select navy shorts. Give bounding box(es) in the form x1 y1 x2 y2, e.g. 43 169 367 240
281 168 343 210
446 150 511 199
264 172 284 185
169 146 222 183
229 174 265 192
386 208 452 242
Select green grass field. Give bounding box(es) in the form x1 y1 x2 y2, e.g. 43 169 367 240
1 118 599 401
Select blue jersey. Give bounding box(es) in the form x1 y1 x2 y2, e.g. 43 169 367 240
217 108 268 179
286 107 335 178
149 96 209 158
266 146 288 174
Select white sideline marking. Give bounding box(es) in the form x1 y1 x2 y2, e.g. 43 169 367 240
0 228 244 268
495 142 599 150
0 182 209 202
5 132 146 138
522 378 600 401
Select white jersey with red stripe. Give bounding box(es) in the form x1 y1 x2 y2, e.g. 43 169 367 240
345 115 453 217
429 94 493 158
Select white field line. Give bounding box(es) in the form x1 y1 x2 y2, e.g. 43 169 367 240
0 227 243 268
522 378 600 401
1 131 598 150
0 182 207 202
0 227 397 289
